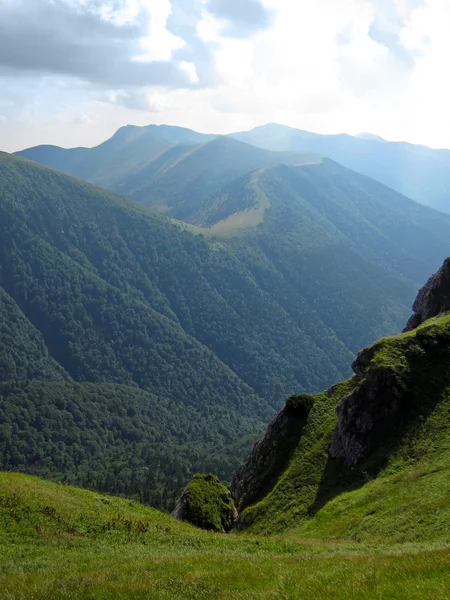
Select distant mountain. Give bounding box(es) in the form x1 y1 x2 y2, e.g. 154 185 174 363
231 123 450 213
16 124 214 190
16 128 318 218
111 136 319 219
355 132 387 142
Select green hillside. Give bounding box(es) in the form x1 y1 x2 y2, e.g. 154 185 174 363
111 136 319 218
0 379 260 510
1 471 449 599
232 122 450 213
2 263 450 598
233 310 450 537
17 130 319 218
186 160 450 352
2 151 450 508
0 286 68 382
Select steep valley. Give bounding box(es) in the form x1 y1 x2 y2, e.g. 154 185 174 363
2 147 450 508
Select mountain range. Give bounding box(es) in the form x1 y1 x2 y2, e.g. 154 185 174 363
17 122 450 214
232 123 450 213
2 137 450 506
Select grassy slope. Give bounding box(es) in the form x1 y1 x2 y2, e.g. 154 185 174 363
2 315 450 597
241 313 450 540
1 472 449 600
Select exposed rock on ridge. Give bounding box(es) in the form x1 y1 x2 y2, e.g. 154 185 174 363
330 257 450 465
230 259 450 513
404 258 450 331
329 346 405 465
231 395 314 511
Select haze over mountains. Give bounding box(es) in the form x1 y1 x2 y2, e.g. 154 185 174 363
232 123 450 214
17 122 450 214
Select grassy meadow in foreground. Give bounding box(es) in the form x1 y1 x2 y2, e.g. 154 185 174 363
1 472 449 599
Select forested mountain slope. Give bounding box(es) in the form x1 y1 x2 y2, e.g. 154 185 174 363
17 130 318 217
232 123 450 213
2 151 450 508
185 159 450 351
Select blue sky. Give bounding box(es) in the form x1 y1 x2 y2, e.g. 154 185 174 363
1 0 448 151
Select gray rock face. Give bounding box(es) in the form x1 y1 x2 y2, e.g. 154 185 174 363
404 258 450 331
329 347 404 465
232 259 450 498
330 258 450 466
171 494 187 522
231 395 313 512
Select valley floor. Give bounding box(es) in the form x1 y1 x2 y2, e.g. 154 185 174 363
1 473 449 600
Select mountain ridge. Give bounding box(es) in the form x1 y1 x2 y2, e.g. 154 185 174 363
231 259 450 535
231 123 450 213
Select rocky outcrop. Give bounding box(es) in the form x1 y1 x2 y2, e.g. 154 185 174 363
231 395 314 511
329 346 405 465
231 259 450 507
404 258 450 331
172 474 237 532
330 258 450 466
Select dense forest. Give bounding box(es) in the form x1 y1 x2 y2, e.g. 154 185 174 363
0 380 257 510
1 149 450 507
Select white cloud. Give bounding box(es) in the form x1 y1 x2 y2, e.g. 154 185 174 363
134 0 186 62
180 60 199 83
3 0 450 151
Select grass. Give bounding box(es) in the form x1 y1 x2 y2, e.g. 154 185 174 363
2 314 450 598
240 312 450 535
170 170 272 239
1 473 450 599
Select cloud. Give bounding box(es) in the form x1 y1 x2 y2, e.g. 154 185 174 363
0 0 195 87
366 0 424 67
206 0 273 35
1 0 450 152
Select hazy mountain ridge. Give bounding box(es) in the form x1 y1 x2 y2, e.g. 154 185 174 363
17 130 320 218
231 123 450 213
17 122 450 214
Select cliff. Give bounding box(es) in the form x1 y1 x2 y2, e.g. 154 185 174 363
230 258 450 532
231 395 314 511
404 257 450 331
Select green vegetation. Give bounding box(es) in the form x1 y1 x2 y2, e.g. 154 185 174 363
2 251 450 596
0 287 68 382
240 312 450 536
17 130 319 219
0 381 258 511
176 474 236 532
1 472 449 599
2 149 450 507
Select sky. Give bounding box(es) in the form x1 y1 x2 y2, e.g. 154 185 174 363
1 0 449 152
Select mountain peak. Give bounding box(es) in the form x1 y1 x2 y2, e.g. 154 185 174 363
355 132 387 143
